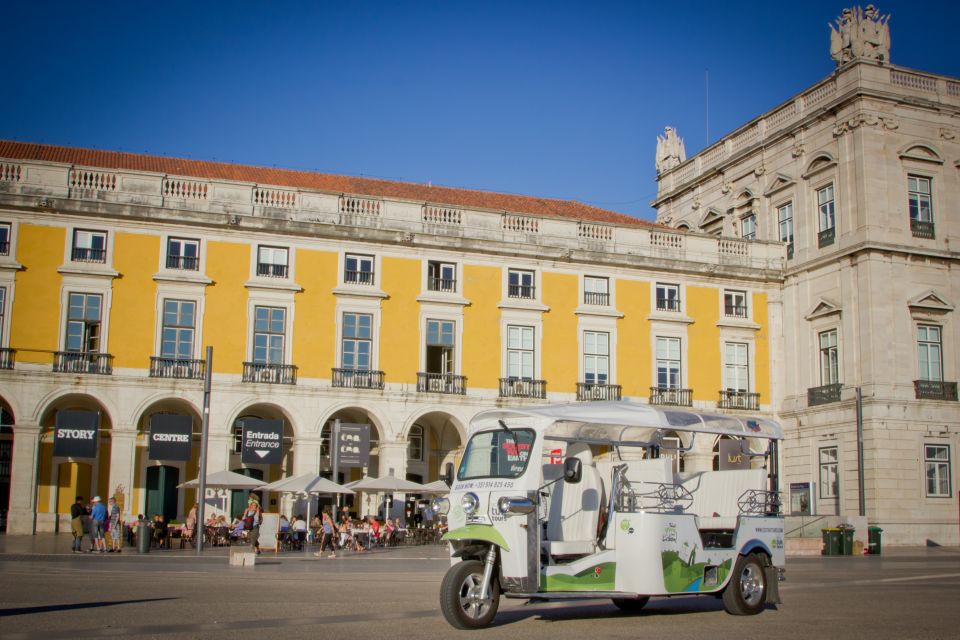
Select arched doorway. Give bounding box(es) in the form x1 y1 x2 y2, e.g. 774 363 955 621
404 412 464 526
230 404 295 515
145 466 179 521
320 407 384 516
0 398 13 531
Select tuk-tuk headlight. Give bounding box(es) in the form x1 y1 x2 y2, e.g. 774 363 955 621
461 492 480 516
432 497 450 515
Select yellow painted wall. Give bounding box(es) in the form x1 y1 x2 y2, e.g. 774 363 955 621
380 257 420 384
37 438 54 512
56 462 92 513
10 225 65 364
292 249 337 378
204 242 249 374
686 286 721 401
461 265 500 389
617 280 651 397
753 292 771 403
541 272 578 393
97 439 111 501
110 233 159 368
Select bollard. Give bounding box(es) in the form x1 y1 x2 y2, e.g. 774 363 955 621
136 522 151 554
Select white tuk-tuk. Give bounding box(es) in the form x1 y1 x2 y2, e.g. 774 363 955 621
435 401 785 629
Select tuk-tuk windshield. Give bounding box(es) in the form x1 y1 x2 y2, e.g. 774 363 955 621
457 429 535 480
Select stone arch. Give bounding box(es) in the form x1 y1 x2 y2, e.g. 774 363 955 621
399 406 467 443
898 142 944 164
224 398 300 438
401 409 466 485
34 388 117 430
802 152 837 179
130 393 202 433
316 403 388 442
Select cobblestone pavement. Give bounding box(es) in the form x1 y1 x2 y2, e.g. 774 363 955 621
1 535 959 640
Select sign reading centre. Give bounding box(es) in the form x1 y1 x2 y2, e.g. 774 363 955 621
148 414 193 461
241 418 284 465
53 410 99 459
337 423 370 468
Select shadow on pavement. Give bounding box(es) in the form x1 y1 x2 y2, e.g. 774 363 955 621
0 597 178 617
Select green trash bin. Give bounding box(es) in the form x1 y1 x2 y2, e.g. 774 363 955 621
868 526 883 555
821 528 842 555
839 527 855 555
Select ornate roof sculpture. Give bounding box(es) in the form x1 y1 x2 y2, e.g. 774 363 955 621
829 4 891 65
655 126 686 175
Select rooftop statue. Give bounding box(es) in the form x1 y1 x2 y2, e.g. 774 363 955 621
655 126 686 175
829 4 890 65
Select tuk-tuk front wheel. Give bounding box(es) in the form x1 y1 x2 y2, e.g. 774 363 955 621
612 596 650 613
440 560 501 629
722 553 767 615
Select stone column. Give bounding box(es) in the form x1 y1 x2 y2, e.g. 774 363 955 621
108 428 137 519
293 439 321 475
6 421 41 534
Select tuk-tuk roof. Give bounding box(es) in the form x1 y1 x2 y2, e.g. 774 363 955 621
471 400 783 442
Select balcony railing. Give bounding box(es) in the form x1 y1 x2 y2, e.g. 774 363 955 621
166 255 199 271
0 348 15 370
53 351 113 375
914 380 958 401
817 227 835 248
0 240 9 256
718 390 760 410
242 362 297 385
808 383 842 406
344 270 375 285
724 304 748 318
584 291 610 306
786 242 794 260
256 262 288 278
332 368 385 390
508 284 535 300
71 247 106 263
649 386 692 406
499 378 547 399
656 297 680 312
428 277 457 293
149 357 205 380
911 219 935 239
577 383 622 401
417 372 466 395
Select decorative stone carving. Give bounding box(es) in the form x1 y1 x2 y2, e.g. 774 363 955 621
754 166 766 177
691 199 701 210
830 5 891 65
655 126 687 175
940 128 957 141
720 182 733 195
833 112 899 136
791 142 806 158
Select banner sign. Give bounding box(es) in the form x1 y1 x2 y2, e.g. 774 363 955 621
148 414 193 461
53 410 99 458
241 418 284 464
719 439 750 470
337 423 370 468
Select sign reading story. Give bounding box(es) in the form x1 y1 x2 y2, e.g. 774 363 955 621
53 410 99 458
241 419 284 464
337 423 370 468
148 414 193 461
718 439 751 470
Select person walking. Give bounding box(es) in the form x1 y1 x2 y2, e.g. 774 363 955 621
69 496 86 553
243 497 263 555
107 498 123 552
90 496 108 553
313 511 336 558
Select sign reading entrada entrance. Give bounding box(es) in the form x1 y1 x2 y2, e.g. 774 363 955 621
241 418 284 464
148 414 193 461
53 410 99 458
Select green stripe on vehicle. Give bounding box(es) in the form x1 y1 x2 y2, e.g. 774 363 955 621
542 562 617 592
442 524 510 552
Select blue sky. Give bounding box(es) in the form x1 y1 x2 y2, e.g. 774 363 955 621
2 1 957 220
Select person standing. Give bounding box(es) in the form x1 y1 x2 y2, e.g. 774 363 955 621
243 497 263 555
90 496 108 553
69 496 86 553
107 498 123 553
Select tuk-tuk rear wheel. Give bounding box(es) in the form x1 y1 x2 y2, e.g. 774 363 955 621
722 553 767 616
611 596 650 613
440 559 501 629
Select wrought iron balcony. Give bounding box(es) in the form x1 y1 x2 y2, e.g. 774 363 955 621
242 362 297 385
914 380 958 401
817 227 835 248
583 291 609 306
53 351 113 375
577 383 622 401
656 297 680 312
508 284 535 300
149 357 206 380
332 368 385 390
165 255 199 270
499 378 547 399
344 270 374 285
428 277 457 293
0 348 15 370
786 242 794 260
808 383 842 406
718 390 760 410
71 247 106 263
649 386 692 406
724 304 748 318
910 219 935 239
256 262 288 278
417 372 466 395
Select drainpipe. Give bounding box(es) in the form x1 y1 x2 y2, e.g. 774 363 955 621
856 387 865 517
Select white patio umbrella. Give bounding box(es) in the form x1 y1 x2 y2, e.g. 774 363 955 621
261 473 354 546
179 470 268 521
346 474 427 524
420 480 451 494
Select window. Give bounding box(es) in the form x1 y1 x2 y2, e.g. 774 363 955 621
166 238 199 270
819 329 839 385
345 254 374 285
161 300 196 359
65 293 102 352
583 331 609 384
741 214 756 240
584 276 609 306
72 230 107 263
508 269 535 299
408 424 424 462
506 325 535 379
0 223 10 256
778 202 794 252
908 175 933 223
656 337 681 389
0 287 5 342
925 444 951 497
819 446 839 499
341 312 372 370
724 290 748 318
724 342 749 392
253 306 285 364
428 261 456 292
917 325 943 382
257 246 288 278
425 319 455 374
656 283 680 312
817 184 835 231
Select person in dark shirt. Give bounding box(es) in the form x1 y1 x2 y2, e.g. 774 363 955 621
69 496 86 553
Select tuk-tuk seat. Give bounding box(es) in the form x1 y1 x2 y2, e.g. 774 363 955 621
676 468 766 530
542 443 604 557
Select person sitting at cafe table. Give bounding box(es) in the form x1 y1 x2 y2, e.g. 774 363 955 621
309 515 321 543
291 514 307 549
279 515 290 534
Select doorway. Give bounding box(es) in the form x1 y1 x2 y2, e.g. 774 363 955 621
145 465 179 521
231 468 264 519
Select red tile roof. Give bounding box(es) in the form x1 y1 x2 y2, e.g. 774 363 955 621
0 140 656 228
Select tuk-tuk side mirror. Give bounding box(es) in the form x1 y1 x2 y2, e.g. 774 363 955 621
564 457 582 483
